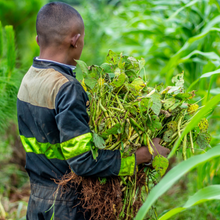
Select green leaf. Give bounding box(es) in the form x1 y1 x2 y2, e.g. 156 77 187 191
168 0 199 20
163 130 174 142
152 155 169 177
186 78 200 92
127 56 139 69
139 58 145 70
118 57 125 70
167 121 177 131
91 147 98 161
174 92 191 100
135 145 220 220
200 69 220 78
106 50 120 65
124 104 139 116
150 92 161 115
171 73 184 88
92 132 106 149
147 115 162 132
168 101 181 112
76 60 88 76
163 98 176 110
111 72 127 88
180 51 220 64
129 77 146 92
100 63 113 73
98 177 107 185
84 76 97 89
83 65 102 89
167 86 181 94
140 97 152 112
162 16 220 81
196 133 211 149
125 69 138 82
168 94 220 158
210 88 220 95
188 27 220 44
89 65 103 77
159 185 220 220
101 123 121 137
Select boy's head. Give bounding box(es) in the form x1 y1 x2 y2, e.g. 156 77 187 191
36 2 84 65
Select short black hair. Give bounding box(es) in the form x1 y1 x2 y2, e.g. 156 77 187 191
36 2 84 47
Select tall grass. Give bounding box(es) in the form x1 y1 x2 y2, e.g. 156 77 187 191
0 0 46 68
0 23 22 132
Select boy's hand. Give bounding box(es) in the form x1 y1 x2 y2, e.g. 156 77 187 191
135 138 170 165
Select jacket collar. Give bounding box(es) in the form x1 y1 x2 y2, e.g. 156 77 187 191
32 57 76 78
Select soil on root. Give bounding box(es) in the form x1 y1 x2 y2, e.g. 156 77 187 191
55 168 147 220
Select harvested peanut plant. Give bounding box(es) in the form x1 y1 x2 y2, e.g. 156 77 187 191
57 51 211 220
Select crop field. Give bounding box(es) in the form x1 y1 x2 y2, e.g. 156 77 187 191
0 0 220 219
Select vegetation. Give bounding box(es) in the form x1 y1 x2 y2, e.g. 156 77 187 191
0 22 27 220
0 0 220 219
0 22 22 132
0 0 46 68
61 50 212 219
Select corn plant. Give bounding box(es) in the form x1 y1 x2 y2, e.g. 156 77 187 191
79 0 220 89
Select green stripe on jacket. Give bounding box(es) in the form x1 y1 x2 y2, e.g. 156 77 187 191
118 152 136 176
61 133 92 160
21 133 135 176
20 132 92 160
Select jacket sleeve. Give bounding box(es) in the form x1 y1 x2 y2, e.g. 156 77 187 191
55 80 136 177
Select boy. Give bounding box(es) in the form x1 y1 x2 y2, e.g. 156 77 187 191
17 2 170 219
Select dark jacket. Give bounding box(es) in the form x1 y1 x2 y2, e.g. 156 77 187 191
17 58 136 219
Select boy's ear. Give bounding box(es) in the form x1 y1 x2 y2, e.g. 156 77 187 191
36 35 39 46
70 34 81 48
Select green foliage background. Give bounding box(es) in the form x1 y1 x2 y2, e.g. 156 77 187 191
0 0 46 68
0 0 220 219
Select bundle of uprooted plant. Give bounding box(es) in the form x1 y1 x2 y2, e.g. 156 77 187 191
57 50 211 220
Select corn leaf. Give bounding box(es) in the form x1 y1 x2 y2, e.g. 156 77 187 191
200 69 220 78
76 60 88 77
210 88 220 95
168 0 200 20
180 51 220 64
159 185 220 220
163 15 220 80
135 144 220 220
